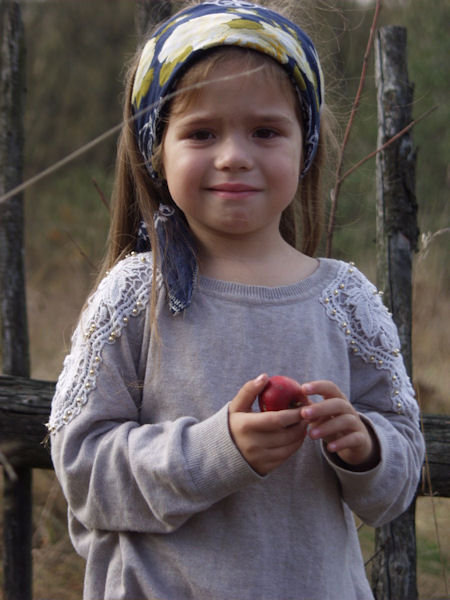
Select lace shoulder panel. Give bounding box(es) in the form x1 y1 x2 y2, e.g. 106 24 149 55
48 252 156 433
319 260 417 419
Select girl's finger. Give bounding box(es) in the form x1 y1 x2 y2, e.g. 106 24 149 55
245 407 304 433
265 420 308 449
301 397 352 423
326 431 368 454
229 374 268 413
309 413 360 441
301 380 346 400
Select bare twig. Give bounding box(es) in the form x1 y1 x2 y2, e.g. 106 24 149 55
339 105 438 184
417 225 449 263
64 231 96 270
92 178 110 212
0 122 124 205
365 537 390 567
32 475 60 548
0 447 18 482
326 0 382 258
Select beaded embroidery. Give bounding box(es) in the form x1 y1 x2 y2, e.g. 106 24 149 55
320 261 417 419
48 252 155 433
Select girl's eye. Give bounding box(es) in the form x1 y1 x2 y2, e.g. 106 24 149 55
254 128 278 139
189 130 214 141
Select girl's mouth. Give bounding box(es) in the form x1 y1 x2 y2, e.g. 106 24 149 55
207 183 260 197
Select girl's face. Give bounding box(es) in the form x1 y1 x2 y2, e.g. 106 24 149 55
161 55 303 250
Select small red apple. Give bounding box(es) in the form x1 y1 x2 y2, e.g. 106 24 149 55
258 375 308 412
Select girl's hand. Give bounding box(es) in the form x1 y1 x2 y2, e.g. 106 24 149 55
300 380 380 470
228 374 308 476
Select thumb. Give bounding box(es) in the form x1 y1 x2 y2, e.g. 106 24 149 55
229 373 268 414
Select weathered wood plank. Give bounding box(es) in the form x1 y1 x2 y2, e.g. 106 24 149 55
0 2 32 598
0 2 29 377
372 25 420 600
419 414 450 498
0 375 54 470
375 26 418 370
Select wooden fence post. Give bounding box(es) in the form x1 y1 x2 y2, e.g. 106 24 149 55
0 2 32 600
371 26 419 600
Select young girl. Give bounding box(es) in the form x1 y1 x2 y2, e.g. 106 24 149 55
49 2 424 599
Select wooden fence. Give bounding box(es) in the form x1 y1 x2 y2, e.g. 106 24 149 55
0 2 449 600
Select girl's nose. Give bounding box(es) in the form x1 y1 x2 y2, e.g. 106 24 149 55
214 135 253 171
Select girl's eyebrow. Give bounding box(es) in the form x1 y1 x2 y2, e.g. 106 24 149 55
253 113 296 125
173 111 296 127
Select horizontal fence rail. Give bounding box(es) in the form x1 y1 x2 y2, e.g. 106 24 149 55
0 374 449 497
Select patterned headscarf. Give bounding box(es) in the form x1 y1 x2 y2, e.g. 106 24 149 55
131 0 324 178
131 0 324 314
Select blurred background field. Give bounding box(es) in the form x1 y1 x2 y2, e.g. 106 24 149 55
0 0 448 598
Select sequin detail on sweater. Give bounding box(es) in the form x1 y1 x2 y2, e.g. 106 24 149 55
48 253 154 433
319 261 417 419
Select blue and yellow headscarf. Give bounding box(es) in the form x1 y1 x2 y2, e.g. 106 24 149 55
131 0 324 178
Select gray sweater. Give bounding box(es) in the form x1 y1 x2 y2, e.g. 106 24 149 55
49 253 424 600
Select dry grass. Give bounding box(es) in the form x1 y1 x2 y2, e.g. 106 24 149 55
0 471 85 599
358 497 450 599
31 472 85 599
413 234 450 416
416 497 450 598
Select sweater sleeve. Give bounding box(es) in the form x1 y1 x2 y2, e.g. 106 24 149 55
49 254 260 535
319 262 425 527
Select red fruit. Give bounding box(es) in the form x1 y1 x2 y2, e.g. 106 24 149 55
258 375 308 412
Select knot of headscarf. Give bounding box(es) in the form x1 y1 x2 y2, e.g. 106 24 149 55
131 0 324 314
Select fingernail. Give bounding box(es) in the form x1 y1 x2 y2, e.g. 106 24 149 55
302 384 313 394
302 407 312 418
255 373 267 385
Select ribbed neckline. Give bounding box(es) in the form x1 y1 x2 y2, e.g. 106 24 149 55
197 258 337 304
